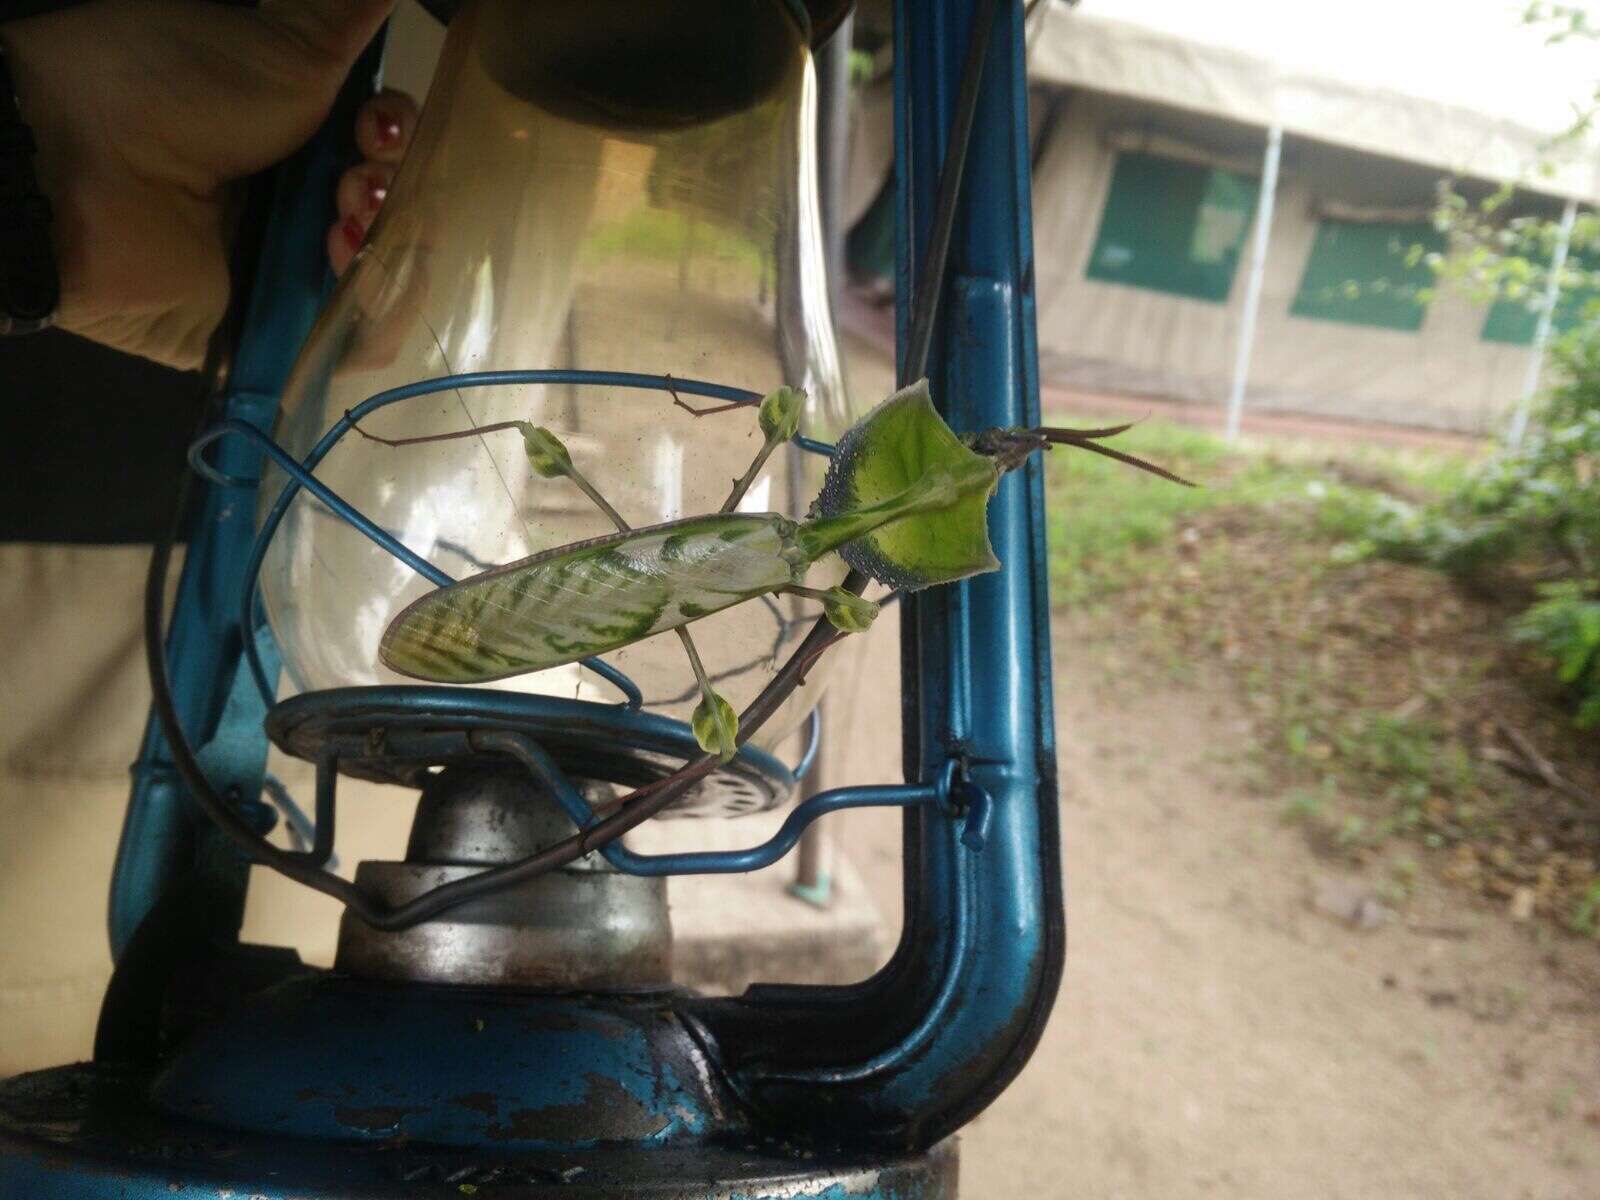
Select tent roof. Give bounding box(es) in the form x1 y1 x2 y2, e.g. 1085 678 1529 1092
1029 6 1600 202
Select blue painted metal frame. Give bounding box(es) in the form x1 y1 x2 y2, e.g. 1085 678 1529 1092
881 0 1062 1129
686 0 1060 1150
107 49 382 957
485 731 991 874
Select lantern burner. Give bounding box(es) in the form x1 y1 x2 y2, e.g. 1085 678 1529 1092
266 686 795 819
333 760 674 989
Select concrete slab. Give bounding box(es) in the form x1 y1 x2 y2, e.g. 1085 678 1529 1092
629 812 886 996
625 601 908 996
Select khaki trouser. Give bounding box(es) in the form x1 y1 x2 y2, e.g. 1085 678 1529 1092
0 544 408 1074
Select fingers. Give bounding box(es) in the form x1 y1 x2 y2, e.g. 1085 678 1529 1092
336 161 396 222
327 161 394 276
354 90 419 164
329 91 416 276
327 219 364 278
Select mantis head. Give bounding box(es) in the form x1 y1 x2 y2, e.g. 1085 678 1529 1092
810 379 1191 592
811 379 1002 591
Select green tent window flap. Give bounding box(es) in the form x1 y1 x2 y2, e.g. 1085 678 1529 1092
1290 218 1443 331
1085 151 1257 302
846 177 896 292
1480 245 1600 345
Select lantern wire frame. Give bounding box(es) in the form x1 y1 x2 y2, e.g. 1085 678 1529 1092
143 0 999 931
162 368 984 930
186 370 841 714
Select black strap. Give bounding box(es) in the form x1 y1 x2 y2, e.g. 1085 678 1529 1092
0 37 58 332
0 1 95 18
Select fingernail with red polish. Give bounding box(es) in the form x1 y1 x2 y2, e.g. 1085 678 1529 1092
365 177 389 212
342 216 366 253
374 111 403 147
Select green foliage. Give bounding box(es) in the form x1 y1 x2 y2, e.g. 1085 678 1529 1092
1320 0 1600 732
1330 711 1478 797
1346 332 1600 725
1523 3 1600 150
1513 581 1600 726
1042 416 1451 604
1044 420 1230 604
1423 5 1600 339
1572 878 1600 937
1427 187 1600 322
1385 336 1599 583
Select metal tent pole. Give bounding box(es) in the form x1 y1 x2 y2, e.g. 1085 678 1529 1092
1509 195 1578 449
1225 123 1282 443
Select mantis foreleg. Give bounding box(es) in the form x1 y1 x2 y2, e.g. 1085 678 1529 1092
711 386 806 514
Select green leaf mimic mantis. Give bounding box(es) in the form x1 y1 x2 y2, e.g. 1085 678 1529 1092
354 380 1187 759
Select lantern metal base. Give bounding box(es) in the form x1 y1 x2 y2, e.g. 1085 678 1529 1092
0 1062 957 1198
267 687 796 819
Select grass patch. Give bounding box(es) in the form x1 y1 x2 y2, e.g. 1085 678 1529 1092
580 207 765 273
1044 412 1600 931
1042 415 1462 606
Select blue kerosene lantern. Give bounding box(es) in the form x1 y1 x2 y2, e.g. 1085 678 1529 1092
0 3 1062 1196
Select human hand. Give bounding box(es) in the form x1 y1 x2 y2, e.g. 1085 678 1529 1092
1 0 419 371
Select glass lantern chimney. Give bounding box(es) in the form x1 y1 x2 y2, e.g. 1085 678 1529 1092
259 0 856 749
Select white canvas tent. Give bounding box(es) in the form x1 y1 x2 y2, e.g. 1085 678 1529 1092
847 3 1600 433
1032 5 1600 202
1029 5 1600 433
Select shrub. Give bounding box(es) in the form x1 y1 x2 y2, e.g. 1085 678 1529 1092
1513 581 1600 727
1353 329 1600 724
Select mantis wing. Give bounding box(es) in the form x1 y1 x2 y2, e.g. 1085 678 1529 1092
380 514 799 683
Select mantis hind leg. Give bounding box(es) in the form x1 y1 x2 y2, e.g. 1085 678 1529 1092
359 406 746 760
543 449 739 760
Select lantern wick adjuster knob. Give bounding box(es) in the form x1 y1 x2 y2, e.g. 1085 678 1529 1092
936 756 994 853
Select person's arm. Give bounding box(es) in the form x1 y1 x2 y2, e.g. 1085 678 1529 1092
0 0 414 370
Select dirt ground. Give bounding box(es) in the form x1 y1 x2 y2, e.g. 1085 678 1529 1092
831 607 1600 1199
819 325 1600 1196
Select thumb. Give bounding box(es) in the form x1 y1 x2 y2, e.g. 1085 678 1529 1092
254 0 397 71
194 0 399 181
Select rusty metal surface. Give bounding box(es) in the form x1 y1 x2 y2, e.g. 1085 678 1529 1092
0 1064 956 1198
141 977 725 1152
